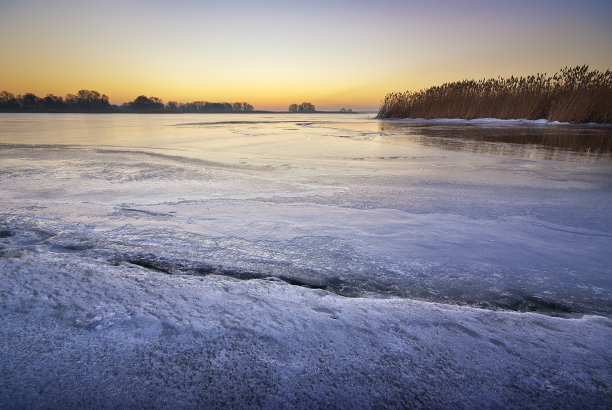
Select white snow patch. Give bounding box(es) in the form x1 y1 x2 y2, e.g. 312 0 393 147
381 117 572 125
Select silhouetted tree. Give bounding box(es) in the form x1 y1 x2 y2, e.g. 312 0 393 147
0 91 20 111
289 102 315 112
298 102 315 112
166 101 179 111
42 94 65 111
166 100 255 113
65 93 78 107
126 95 165 112
19 93 41 111
65 89 110 112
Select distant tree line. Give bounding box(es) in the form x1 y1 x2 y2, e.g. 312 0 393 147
288 102 316 112
378 65 612 123
0 90 255 113
0 89 112 112
164 100 254 113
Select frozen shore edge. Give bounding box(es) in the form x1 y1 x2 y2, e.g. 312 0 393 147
375 117 612 126
2 249 611 408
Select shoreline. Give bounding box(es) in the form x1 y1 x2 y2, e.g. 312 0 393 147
1 217 609 320
2 112 609 124
376 116 612 126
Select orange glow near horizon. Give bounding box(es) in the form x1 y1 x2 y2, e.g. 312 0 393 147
1 0 611 111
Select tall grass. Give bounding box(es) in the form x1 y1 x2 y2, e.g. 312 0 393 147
378 66 612 123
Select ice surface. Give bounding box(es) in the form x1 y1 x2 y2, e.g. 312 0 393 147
1 247 611 408
1 113 611 406
1 114 610 314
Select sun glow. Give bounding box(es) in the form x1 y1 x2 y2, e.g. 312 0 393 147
1 0 611 111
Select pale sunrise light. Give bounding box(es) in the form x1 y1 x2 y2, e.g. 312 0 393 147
1 0 611 110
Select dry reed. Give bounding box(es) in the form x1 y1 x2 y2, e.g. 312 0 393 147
377 66 612 123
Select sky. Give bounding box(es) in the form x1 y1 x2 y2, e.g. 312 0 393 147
1 0 611 110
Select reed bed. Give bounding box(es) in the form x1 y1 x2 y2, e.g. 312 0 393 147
378 66 612 123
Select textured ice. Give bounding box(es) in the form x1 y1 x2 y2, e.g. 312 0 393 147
1 113 611 407
1 248 611 408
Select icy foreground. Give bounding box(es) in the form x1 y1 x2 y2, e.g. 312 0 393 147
1 113 612 407
2 249 611 408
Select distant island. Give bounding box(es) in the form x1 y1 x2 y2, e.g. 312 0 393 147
378 65 612 123
0 90 255 113
288 102 316 112
287 102 356 114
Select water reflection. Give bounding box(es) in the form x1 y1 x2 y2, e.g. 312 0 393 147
378 121 612 161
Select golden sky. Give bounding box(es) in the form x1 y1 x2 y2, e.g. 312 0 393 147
1 0 611 110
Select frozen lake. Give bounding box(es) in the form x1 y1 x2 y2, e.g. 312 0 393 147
2 113 611 315
1 113 611 407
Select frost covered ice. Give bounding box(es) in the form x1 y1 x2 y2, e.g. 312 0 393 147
1 113 611 407
1 248 611 408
